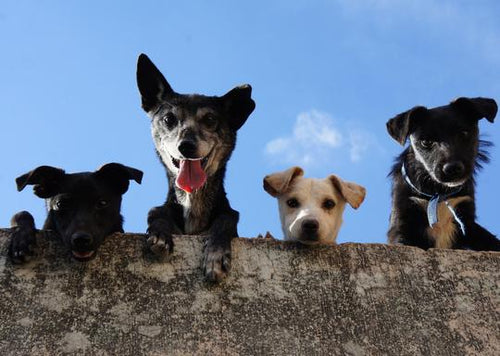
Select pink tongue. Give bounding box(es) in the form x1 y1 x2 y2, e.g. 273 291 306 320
176 160 207 193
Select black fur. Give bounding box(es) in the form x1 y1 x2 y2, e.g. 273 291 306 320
9 163 143 262
386 97 500 250
136 53 255 282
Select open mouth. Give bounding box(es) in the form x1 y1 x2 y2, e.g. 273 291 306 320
171 155 210 193
71 250 96 261
171 156 208 170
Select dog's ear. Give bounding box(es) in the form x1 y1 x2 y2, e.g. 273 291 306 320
328 175 366 209
451 97 497 123
95 163 143 195
386 106 428 145
263 166 304 197
16 166 66 198
221 84 256 131
136 53 175 113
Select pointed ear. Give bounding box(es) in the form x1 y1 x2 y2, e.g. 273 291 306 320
94 163 143 195
386 106 428 145
16 166 66 198
451 97 497 123
263 166 304 197
328 175 366 209
221 84 256 131
136 53 175 113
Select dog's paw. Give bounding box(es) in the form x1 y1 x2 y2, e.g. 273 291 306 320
146 233 174 257
9 227 37 263
203 241 231 283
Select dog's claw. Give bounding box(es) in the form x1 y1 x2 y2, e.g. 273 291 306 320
203 243 231 283
9 227 37 264
147 234 174 256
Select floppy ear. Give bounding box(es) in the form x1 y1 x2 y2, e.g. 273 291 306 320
328 175 366 209
451 97 497 123
386 106 428 145
94 163 143 195
136 53 175 113
263 166 304 197
221 84 256 131
16 166 66 198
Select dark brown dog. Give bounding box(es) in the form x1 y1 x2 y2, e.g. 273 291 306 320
136 54 255 282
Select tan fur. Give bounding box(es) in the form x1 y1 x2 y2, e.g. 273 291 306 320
411 196 472 249
264 167 366 244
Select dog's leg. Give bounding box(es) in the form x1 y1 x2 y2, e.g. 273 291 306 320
9 211 37 263
463 223 500 251
454 201 500 251
388 205 433 249
146 205 182 256
203 208 239 283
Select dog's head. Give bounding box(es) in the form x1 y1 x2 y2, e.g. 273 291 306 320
264 167 366 245
136 53 255 193
16 163 143 261
387 97 497 187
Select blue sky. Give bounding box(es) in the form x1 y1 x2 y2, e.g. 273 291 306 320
1 0 499 244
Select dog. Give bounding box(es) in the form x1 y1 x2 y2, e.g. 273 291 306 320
386 96 500 250
263 166 366 245
136 54 255 282
9 163 143 262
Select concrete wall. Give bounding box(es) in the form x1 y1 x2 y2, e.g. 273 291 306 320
0 229 499 355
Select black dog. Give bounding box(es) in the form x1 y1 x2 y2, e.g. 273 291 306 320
9 163 143 262
386 96 500 251
136 54 255 282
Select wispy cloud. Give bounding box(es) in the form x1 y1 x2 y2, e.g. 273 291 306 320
264 110 377 167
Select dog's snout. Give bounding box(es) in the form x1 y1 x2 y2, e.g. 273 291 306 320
178 140 197 158
442 161 465 179
71 232 93 250
302 219 319 232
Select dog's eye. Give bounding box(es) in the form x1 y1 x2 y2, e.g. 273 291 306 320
461 130 470 138
53 198 71 211
322 199 336 210
286 198 300 208
54 200 66 211
162 112 178 130
201 114 217 130
96 199 108 209
420 140 434 149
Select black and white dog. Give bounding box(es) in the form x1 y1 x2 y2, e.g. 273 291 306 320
386 97 500 251
9 163 143 262
136 54 255 282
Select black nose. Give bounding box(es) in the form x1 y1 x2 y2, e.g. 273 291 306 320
71 232 93 250
178 140 197 158
442 162 465 179
302 219 319 232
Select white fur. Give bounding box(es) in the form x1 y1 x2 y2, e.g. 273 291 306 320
277 178 346 245
410 135 467 188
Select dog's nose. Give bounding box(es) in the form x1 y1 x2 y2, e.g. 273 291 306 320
178 140 197 158
302 219 319 232
71 232 93 249
443 162 465 179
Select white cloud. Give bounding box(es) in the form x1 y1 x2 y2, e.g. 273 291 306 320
265 110 376 167
349 130 373 163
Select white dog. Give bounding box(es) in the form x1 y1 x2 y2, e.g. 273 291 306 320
264 167 366 245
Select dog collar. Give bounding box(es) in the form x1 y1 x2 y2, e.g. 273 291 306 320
401 164 466 235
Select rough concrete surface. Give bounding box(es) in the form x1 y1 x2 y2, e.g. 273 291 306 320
0 229 499 356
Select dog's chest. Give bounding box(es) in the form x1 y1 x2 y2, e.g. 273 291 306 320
411 196 471 248
179 194 210 234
